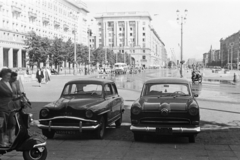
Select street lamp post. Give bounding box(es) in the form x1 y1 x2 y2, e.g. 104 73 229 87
176 9 188 78
73 28 77 75
230 42 234 70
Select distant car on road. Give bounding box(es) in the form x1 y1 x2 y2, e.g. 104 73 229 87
38 78 124 139
130 78 200 143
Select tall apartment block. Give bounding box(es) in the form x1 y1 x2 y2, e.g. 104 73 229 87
94 12 167 68
0 0 88 69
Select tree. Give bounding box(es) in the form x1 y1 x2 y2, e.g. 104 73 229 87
24 31 50 69
50 37 65 72
92 47 105 65
64 39 74 68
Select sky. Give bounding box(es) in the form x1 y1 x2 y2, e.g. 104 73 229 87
84 0 240 61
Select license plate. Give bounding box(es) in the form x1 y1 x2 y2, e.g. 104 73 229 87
156 128 172 135
56 131 77 134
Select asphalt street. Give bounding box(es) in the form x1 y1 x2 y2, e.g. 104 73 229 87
1 69 240 160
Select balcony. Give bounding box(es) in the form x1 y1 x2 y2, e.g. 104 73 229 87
63 24 69 30
0 1 3 8
11 5 21 13
54 21 60 27
42 17 50 23
28 11 37 18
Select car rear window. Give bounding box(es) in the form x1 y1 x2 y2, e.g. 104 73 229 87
63 83 103 96
144 84 190 96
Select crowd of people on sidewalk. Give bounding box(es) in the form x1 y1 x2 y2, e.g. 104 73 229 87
0 68 24 147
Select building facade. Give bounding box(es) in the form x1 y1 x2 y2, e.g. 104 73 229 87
220 31 240 68
93 12 167 68
0 0 88 69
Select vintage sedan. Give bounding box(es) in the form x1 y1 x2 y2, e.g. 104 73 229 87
38 78 124 139
130 78 200 143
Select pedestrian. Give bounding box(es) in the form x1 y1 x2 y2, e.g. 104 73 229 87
0 68 19 147
36 68 44 87
44 67 50 84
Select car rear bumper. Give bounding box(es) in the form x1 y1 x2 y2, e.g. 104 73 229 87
130 125 200 134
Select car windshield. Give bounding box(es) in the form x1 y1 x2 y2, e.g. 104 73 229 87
144 83 190 97
62 83 103 97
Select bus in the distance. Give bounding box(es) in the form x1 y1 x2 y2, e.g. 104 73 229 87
114 63 128 74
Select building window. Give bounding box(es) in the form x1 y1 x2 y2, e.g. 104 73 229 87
119 28 122 31
143 33 145 36
143 43 146 47
133 50 135 53
143 38 145 42
143 27 145 30
143 50 145 53
143 22 145 25
119 44 122 47
130 33 132 36
109 39 112 42
109 33 112 36
122 50 124 53
130 27 132 31
98 22 101 25
142 55 146 59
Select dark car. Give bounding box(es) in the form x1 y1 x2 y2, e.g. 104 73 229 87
37 78 124 139
130 78 200 143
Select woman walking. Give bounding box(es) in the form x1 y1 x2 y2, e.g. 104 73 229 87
36 68 44 87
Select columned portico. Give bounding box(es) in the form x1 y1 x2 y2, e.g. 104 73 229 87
18 49 22 68
8 48 13 68
0 47 3 68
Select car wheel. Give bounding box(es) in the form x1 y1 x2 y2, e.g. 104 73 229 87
95 116 106 139
42 129 55 139
189 135 196 143
115 113 122 128
134 133 144 141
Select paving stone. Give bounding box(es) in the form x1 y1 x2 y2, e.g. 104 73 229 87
207 150 236 157
230 145 240 151
204 144 231 150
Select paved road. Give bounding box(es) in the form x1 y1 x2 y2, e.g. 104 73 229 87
1 69 240 160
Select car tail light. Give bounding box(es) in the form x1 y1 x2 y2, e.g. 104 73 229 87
40 109 49 118
86 110 93 118
131 106 141 115
188 103 199 116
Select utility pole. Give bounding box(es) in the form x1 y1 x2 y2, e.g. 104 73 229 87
230 42 234 70
176 9 188 78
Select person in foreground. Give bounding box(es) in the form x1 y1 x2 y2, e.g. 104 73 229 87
0 69 19 147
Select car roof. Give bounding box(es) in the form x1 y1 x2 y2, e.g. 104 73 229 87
145 78 189 84
66 78 113 84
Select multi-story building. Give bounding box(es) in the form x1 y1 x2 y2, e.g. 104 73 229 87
0 0 88 69
203 53 208 66
93 11 167 68
220 31 240 67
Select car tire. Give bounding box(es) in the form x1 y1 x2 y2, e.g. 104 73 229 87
115 113 122 128
23 146 47 160
42 129 55 139
189 135 196 143
134 133 144 141
95 116 106 139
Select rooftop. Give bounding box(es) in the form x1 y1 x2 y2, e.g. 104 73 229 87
95 11 152 20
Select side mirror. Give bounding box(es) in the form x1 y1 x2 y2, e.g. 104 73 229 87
193 94 198 97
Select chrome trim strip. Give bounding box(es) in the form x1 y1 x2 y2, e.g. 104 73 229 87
37 124 100 130
79 121 82 132
39 116 97 123
33 142 47 148
48 121 52 132
130 126 201 133
98 110 111 115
